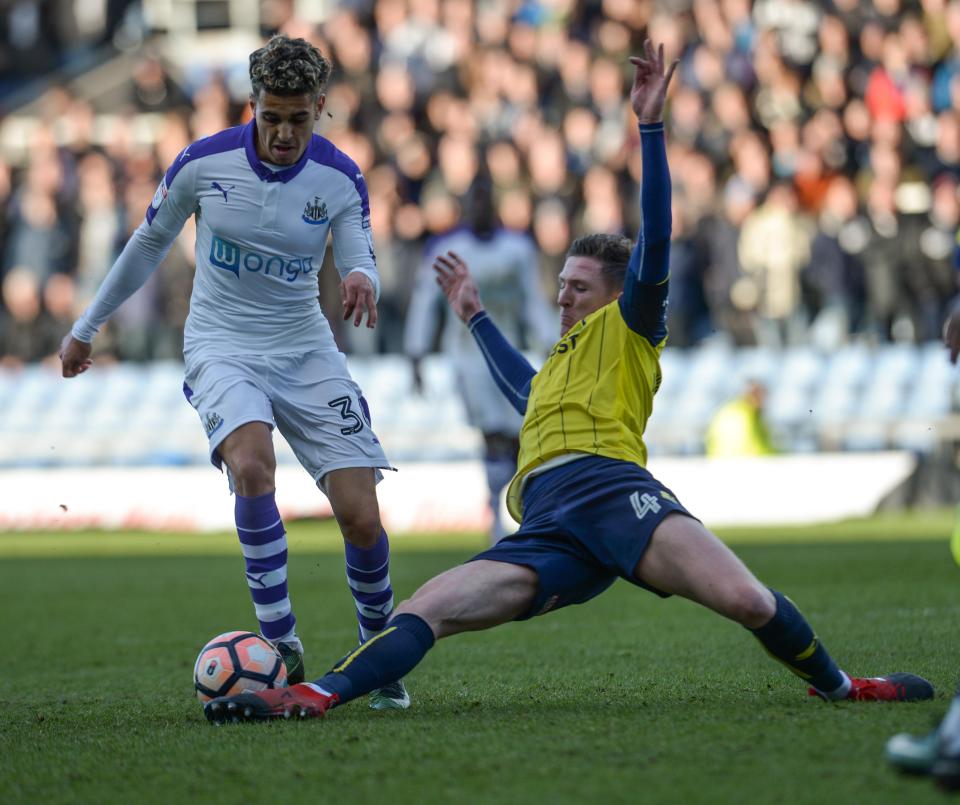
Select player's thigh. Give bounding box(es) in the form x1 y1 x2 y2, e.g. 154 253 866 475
217 422 276 477
396 560 538 639
634 513 775 626
323 466 382 544
183 357 276 473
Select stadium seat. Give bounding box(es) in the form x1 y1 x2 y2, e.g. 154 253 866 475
777 346 824 392
766 384 813 426
656 349 688 402
821 343 873 395
809 385 858 426
730 345 780 391
0 341 955 467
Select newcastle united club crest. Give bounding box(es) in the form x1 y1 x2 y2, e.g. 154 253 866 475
302 196 329 225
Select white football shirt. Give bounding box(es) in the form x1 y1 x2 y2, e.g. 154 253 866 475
404 227 556 360
403 227 557 433
73 120 379 361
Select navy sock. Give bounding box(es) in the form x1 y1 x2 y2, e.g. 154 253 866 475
750 590 846 694
309 613 435 705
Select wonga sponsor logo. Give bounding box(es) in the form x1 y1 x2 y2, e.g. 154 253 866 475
209 235 315 282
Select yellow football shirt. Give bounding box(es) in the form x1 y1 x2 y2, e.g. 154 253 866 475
506 298 666 520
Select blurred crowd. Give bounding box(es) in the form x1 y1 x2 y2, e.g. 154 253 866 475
0 0 959 366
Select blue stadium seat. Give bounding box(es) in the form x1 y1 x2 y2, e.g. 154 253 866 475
777 346 824 392
809 385 858 426
730 345 780 390
821 343 873 394
766 384 813 426
656 350 689 402
0 341 955 465
873 343 919 389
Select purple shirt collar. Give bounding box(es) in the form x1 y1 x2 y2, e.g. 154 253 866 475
243 119 312 183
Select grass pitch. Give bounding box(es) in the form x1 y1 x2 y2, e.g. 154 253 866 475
1 512 957 804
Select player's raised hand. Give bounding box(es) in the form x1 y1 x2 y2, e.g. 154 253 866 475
341 271 378 328
59 333 93 378
432 251 484 323
629 39 679 125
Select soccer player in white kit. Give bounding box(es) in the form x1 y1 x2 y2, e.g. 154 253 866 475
404 176 555 541
59 35 409 710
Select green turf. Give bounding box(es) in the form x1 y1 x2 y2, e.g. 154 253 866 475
1 518 957 804
0 508 953 558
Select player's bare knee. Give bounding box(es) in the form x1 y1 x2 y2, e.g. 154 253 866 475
726 584 776 628
229 456 276 496
337 510 382 549
394 598 443 638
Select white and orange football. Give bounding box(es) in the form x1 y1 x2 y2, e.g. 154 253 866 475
193 631 288 703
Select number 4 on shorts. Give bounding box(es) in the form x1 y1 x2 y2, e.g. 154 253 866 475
630 491 661 520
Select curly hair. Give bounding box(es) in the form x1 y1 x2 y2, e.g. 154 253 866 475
566 233 634 289
249 35 331 98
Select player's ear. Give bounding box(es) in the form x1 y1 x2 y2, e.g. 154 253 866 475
248 93 257 116
315 94 326 120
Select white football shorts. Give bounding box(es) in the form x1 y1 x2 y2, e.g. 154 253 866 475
183 350 393 488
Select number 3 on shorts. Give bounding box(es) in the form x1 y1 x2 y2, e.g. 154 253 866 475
328 396 365 435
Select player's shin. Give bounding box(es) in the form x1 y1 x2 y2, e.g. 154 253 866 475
307 613 435 705
235 492 298 646
749 589 850 699
345 530 395 642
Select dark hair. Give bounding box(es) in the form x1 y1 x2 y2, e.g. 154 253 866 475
467 169 496 235
566 233 633 289
249 35 331 98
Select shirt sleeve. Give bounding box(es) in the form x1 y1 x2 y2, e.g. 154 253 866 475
467 311 536 415
72 154 198 342
330 171 380 302
619 123 671 345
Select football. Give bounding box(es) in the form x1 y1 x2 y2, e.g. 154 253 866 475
193 631 288 703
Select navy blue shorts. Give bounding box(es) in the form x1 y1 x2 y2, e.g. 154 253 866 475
469 455 696 620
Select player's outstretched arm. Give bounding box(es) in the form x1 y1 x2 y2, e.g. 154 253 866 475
432 250 536 415
60 221 180 378
62 146 199 379
619 41 678 344
629 39 677 126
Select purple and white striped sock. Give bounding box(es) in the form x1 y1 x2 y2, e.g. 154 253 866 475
235 492 297 644
344 531 394 643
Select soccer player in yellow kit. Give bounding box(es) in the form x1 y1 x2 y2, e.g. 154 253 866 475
205 42 933 724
